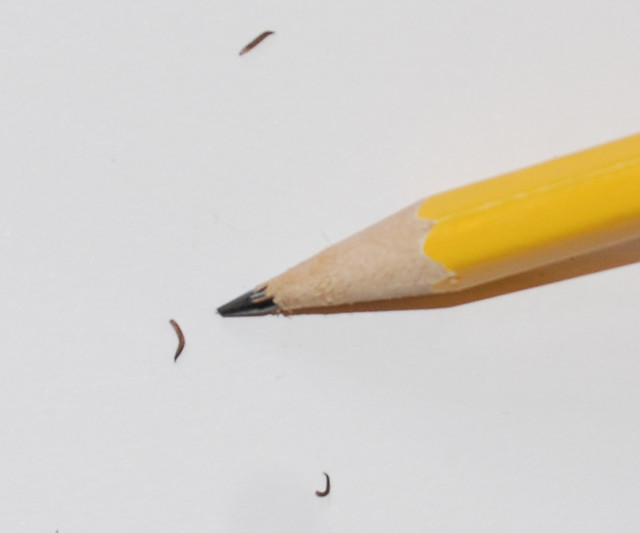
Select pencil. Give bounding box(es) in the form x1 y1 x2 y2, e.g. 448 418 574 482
219 134 640 316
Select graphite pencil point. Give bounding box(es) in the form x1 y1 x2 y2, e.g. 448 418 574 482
218 287 278 317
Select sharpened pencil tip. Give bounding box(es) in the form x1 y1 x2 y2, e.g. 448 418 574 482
217 286 279 317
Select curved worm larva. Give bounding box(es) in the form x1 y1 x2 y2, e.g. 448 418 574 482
315 472 330 497
169 319 185 362
239 31 275 56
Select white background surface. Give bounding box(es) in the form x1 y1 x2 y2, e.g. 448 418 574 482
1 1 640 531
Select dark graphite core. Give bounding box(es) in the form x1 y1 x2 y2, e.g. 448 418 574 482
217 288 278 317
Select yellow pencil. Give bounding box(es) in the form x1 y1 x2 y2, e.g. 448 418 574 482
219 134 640 316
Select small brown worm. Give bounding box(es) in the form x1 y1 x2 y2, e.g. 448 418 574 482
239 31 274 56
315 472 330 497
169 319 185 362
